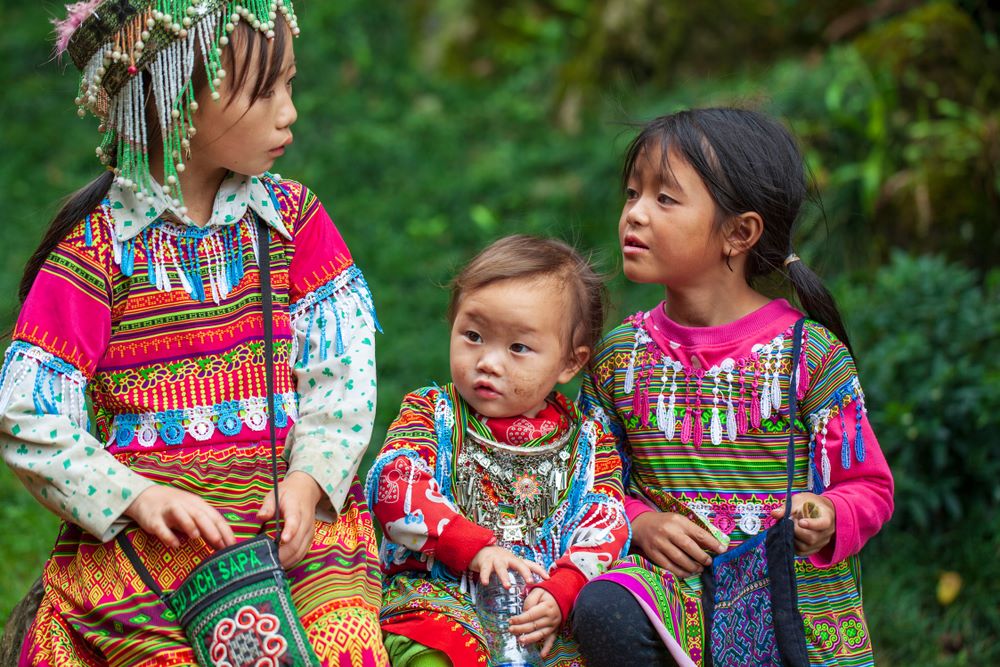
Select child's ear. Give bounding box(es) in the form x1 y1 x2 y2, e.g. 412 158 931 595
723 212 764 258
558 345 592 384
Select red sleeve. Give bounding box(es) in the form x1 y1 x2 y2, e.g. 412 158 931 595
529 427 630 622
370 390 495 571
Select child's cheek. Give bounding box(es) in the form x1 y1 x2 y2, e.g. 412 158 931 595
510 370 538 397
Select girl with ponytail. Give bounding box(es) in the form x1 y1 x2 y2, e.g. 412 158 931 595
571 108 894 666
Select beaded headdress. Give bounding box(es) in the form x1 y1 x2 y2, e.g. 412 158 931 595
54 0 299 207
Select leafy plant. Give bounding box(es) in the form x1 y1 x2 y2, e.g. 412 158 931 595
835 253 1000 528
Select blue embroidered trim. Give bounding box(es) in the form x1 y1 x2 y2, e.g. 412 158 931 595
0 342 89 430
807 377 867 492
110 392 297 448
290 266 382 365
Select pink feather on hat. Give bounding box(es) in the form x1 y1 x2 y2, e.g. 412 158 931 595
53 0 105 56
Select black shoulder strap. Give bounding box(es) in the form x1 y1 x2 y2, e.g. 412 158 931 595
257 214 281 545
782 317 806 519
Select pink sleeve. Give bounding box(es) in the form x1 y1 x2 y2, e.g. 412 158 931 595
809 400 894 568
625 494 656 522
284 182 356 303
14 214 113 375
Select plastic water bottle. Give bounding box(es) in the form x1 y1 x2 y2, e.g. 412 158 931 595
475 571 542 667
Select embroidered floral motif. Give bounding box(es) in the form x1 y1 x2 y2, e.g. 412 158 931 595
841 615 868 648
809 617 840 650
512 473 541 502
109 392 298 449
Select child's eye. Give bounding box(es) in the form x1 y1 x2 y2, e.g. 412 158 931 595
657 193 676 205
625 188 638 200
510 343 531 354
464 331 482 343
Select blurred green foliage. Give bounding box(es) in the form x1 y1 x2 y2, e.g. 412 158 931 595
1 0 997 661
837 253 1000 529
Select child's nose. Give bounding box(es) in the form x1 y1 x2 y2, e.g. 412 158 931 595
626 199 650 226
476 350 502 375
278 95 297 129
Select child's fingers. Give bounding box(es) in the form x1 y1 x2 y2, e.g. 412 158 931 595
257 490 275 520
508 558 539 586
479 560 498 586
674 531 713 567
146 518 181 549
524 559 549 581
541 632 557 658
168 508 201 542
662 544 707 578
280 504 300 544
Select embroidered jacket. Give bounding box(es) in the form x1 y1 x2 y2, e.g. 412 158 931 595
0 173 380 541
366 386 630 621
580 299 893 568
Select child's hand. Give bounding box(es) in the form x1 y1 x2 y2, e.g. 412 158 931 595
509 588 561 657
257 471 322 568
124 484 236 550
631 511 726 578
770 493 836 556
469 546 549 587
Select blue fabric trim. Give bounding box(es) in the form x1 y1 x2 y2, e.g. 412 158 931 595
289 266 382 365
117 218 251 301
110 393 296 447
809 377 867 473
1 342 89 429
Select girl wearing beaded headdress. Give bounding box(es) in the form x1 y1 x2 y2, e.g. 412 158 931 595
1 2 388 664
366 235 630 667
570 108 895 667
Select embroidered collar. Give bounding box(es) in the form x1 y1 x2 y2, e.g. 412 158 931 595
479 400 570 447
106 172 293 242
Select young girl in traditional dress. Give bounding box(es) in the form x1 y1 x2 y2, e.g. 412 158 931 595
1 2 387 665
571 108 894 666
366 235 630 666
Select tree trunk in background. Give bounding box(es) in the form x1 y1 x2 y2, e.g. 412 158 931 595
0 577 42 664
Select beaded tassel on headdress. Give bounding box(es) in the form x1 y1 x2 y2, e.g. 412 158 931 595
55 0 299 211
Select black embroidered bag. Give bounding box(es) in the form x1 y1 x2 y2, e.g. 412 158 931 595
118 216 320 666
701 317 810 667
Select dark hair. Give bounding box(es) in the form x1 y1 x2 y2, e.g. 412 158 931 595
18 16 292 303
622 107 852 350
448 235 608 357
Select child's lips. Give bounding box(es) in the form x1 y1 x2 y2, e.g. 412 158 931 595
622 234 649 254
474 381 501 398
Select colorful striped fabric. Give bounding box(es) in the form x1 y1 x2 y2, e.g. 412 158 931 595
4 175 388 665
23 445 386 667
579 301 880 666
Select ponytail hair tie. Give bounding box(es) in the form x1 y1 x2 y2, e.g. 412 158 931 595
783 253 801 267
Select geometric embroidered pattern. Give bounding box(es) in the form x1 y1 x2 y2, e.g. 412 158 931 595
710 534 781 666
